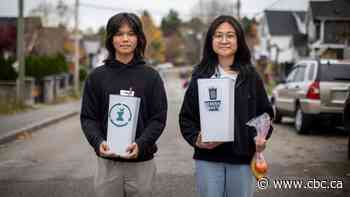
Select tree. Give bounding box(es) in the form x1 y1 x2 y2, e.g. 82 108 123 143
84 27 95 36
29 0 72 27
241 17 259 48
29 1 52 26
190 0 237 24
182 17 205 65
141 11 165 63
161 9 182 37
164 34 185 64
0 24 17 56
97 26 106 46
56 0 72 28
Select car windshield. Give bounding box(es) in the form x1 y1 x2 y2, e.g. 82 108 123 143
319 63 350 82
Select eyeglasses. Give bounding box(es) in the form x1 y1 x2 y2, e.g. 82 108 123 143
115 31 136 38
213 33 236 41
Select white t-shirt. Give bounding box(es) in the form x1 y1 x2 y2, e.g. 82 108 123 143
218 65 238 81
211 65 238 82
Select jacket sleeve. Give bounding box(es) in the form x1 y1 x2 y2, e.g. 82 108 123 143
255 72 274 140
179 78 201 147
80 75 104 155
135 73 167 158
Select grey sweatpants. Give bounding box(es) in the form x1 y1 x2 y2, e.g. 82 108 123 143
94 157 156 197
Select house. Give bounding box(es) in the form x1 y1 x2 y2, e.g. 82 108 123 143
0 17 42 57
31 26 66 56
306 0 350 59
257 10 307 64
0 17 68 57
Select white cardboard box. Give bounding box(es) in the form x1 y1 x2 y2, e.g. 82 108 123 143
198 78 235 142
107 94 140 156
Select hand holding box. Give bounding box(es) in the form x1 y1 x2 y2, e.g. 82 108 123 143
107 94 140 156
198 78 235 142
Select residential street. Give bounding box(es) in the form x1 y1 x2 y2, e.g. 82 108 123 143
0 68 349 197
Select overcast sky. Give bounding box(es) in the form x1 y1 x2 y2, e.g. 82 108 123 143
0 0 312 31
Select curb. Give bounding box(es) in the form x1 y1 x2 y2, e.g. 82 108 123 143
0 111 79 145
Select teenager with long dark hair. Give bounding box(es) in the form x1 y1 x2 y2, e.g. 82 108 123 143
81 13 167 197
179 15 274 197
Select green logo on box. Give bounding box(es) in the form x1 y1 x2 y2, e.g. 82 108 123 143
109 103 132 127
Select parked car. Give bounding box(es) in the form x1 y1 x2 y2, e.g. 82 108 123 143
271 59 350 133
343 92 350 160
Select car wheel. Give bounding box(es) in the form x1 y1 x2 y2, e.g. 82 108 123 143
294 106 312 134
272 100 282 123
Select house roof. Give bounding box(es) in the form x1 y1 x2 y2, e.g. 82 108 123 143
264 10 306 36
0 17 42 26
295 12 306 22
0 17 17 24
310 0 350 19
33 27 67 56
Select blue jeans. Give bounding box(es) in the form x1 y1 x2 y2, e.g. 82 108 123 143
195 160 255 197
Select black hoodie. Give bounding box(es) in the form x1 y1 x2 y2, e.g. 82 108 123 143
179 65 273 164
80 58 167 162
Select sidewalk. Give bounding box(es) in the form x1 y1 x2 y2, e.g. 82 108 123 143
0 101 80 144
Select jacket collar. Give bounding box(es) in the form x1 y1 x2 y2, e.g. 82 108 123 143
105 58 146 68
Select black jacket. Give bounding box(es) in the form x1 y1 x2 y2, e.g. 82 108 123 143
80 59 167 162
179 65 273 164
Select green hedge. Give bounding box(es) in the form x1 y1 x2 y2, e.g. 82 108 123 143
79 67 87 82
0 56 17 81
26 53 68 79
0 54 69 81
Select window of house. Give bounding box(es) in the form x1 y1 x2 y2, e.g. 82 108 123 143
324 21 350 44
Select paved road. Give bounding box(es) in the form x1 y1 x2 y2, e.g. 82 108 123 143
0 68 349 197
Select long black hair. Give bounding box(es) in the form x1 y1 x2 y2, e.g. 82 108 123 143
195 15 252 77
104 13 146 62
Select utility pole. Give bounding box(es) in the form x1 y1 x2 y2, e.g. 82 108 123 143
16 0 25 105
198 0 204 61
74 0 80 96
237 0 241 19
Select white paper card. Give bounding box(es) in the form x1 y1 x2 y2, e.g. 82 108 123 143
107 94 140 156
120 90 135 96
198 78 235 142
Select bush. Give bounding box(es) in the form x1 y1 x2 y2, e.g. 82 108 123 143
0 56 17 81
26 53 68 79
79 67 87 82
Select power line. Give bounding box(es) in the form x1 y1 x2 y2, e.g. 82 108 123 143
79 2 193 17
80 2 180 17
265 0 285 10
79 2 125 12
251 0 285 18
